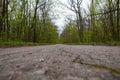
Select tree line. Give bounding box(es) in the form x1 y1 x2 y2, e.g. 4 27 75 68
0 0 59 43
0 0 119 44
61 0 120 44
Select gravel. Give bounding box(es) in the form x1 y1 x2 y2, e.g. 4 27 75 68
0 44 120 80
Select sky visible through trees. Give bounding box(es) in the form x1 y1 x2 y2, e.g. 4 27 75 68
53 0 90 33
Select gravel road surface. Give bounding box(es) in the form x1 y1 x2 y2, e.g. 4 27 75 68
0 44 120 80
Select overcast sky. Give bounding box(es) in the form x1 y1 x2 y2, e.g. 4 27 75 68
52 0 90 33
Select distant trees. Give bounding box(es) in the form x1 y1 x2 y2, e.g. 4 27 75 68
0 0 59 43
60 20 80 43
67 0 84 42
61 0 120 43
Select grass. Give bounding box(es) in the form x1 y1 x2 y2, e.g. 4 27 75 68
0 40 59 47
65 41 120 46
0 41 39 47
0 40 120 47
105 41 120 45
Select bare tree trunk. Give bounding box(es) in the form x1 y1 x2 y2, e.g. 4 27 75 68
27 0 31 41
6 0 9 41
77 1 84 42
91 0 96 42
76 13 81 41
108 0 115 41
2 0 6 32
77 12 83 42
117 0 119 40
0 0 3 36
33 0 39 42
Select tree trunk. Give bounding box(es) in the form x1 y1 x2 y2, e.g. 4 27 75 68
6 0 9 41
2 0 6 32
33 0 39 43
91 0 96 42
0 0 3 36
117 0 119 40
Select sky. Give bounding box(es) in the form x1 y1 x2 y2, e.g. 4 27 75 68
52 0 90 33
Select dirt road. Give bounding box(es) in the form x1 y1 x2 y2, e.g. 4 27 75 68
0 44 120 80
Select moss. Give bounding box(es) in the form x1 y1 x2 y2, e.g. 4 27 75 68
89 64 120 74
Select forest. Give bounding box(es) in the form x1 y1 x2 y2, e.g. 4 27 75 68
60 0 120 44
0 0 120 45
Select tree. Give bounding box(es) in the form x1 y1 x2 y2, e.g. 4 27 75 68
0 0 2 36
117 0 120 40
67 0 84 42
32 0 39 42
61 0 120 43
0 0 59 43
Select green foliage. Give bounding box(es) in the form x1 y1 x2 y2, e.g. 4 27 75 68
0 0 59 45
38 21 59 43
0 41 38 47
60 25 80 43
0 40 60 47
